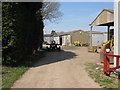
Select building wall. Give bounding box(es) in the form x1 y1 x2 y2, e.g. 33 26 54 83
92 34 105 45
62 35 71 46
82 32 90 44
103 33 108 43
53 36 60 44
44 36 60 44
44 37 51 44
44 30 90 46
70 31 90 44
91 9 114 26
71 31 81 44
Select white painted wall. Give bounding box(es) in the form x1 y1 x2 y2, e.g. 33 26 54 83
114 0 120 66
44 36 60 44
62 36 66 45
53 37 60 44
44 35 71 45
103 33 108 43
62 35 71 46
92 34 104 45
44 37 51 44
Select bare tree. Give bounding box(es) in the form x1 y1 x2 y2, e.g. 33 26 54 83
41 1 63 23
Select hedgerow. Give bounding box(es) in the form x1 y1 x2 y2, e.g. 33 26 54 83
2 2 44 66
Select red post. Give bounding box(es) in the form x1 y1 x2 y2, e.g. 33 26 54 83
104 48 106 73
106 55 110 75
116 57 119 67
104 48 110 76
104 48 120 76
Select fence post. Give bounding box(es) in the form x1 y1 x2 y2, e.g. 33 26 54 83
104 48 110 76
118 73 120 89
104 49 106 73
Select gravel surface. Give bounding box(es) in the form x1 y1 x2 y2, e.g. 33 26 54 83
12 47 101 88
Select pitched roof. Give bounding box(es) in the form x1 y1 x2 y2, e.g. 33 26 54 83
105 9 114 13
90 9 114 26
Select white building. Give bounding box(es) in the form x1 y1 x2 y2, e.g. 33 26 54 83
61 34 71 46
53 36 60 44
87 31 108 45
44 34 51 44
92 32 108 45
44 34 61 44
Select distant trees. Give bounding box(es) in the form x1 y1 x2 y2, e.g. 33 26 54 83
51 30 57 35
41 1 63 23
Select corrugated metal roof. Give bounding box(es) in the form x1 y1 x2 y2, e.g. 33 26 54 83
57 32 70 36
69 30 83 33
86 31 107 34
44 30 88 37
57 30 83 36
90 9 114 26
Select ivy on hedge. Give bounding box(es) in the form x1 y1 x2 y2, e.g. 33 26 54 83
2 2 44 66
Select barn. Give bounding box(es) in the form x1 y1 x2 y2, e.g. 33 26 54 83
44 30 90 46
70 30 90 45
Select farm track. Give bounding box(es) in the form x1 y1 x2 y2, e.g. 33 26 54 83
12 47 101 88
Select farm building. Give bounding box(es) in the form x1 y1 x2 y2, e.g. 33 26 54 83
69 30 90 45
58 30 90 46
89 6 120 74
44 34 51 44
44 30 90 46
60 33 71 46
89 9 116 64
44 34 61 44
87 31 108 45
89 9 114 46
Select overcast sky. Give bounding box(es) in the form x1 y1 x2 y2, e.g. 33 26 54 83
43 2 114 34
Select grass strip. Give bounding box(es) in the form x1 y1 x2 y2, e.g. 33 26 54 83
2 66 28 88
85 63 118 88
2 49 46 89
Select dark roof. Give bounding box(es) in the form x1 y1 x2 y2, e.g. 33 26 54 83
44 34 59 37
44 34 51 37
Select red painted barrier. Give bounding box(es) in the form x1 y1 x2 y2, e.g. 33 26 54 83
104 48 120 76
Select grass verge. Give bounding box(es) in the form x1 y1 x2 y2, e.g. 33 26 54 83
2 49 46 89
85 62 118 88
2 66 28 88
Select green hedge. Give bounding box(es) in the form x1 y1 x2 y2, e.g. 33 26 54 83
2 2 44 66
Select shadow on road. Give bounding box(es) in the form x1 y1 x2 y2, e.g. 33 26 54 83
33 50 77 67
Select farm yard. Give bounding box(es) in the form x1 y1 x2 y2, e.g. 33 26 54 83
3 46 120 88
2 1 120 89
11 47 101 88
